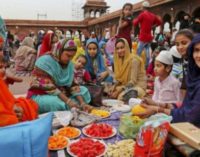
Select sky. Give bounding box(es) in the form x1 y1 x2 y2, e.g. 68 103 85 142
0 0 142 21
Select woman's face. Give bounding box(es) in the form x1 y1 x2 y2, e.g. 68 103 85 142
87 43 98 58
60 50 76 65
123 5 132 17
175 34 192 57
116 41 126 57
193 43 200 68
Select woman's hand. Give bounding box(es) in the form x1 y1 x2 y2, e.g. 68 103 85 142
67 99 79 109
81 104 94 113
13 105 24 121
134 103 157 119
110 90 120 99
71 86 80 94
142 97 157 106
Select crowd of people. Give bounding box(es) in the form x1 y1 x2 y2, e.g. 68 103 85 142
0 1 200 156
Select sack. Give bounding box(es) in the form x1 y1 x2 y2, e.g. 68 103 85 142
85 84 104 107
122 88 138 103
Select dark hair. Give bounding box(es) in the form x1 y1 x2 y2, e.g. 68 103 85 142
122 3 133 10
175 29 194 41
115 38 125 46
77 54 87 64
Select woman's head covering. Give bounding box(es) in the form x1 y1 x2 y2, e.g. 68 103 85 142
72 37 85 63
52 39 77 61
99 40 106 50
38 33 54 57
187 34 200 92
85 38 106 77
114 38 134 84
21 37 34 48
35 40 76 87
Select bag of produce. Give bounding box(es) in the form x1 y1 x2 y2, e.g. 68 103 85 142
119 114 145 138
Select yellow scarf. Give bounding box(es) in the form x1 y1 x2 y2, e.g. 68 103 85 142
114 38 133 85
72 38 85 63
114 38 144 85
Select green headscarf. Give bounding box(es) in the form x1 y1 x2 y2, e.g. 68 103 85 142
35 39 77 87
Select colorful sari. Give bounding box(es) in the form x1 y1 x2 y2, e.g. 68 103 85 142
28 39 91 113
0 77 38 127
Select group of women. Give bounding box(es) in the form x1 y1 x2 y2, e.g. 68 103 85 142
1 28 200 129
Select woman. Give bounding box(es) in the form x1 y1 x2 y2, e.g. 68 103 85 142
0 72 38 127
14 37 37 74
38 32 58 57
109 38 146 100
85 38 112 83
27 39 91 113
135 34 200 127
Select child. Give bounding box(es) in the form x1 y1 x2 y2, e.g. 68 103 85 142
151 50 181 105
85 38 113 84
116 3 133 50
146 46 166 96
74 55 91 85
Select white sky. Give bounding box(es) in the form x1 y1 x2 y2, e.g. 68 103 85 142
0 0 142 20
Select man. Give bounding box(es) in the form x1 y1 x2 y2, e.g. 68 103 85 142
133 1 162 67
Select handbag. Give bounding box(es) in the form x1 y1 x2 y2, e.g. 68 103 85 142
85 83 104 107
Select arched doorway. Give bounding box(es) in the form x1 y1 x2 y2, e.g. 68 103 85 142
95 10 100 18
163 14 172 33
192 7 200 18
90 10 95 18
66 30 71 38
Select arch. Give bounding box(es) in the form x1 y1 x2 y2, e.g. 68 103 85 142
192 7 200 18
95 10 100 18
74 30 80 38
90 10 95 18
66 30 71 38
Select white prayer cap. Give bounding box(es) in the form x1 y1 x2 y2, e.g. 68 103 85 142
156 50 173 65
142 1 150 8
169 46 181 59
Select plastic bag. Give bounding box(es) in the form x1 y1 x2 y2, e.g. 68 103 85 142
134 113 172 157
119 114 145 138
